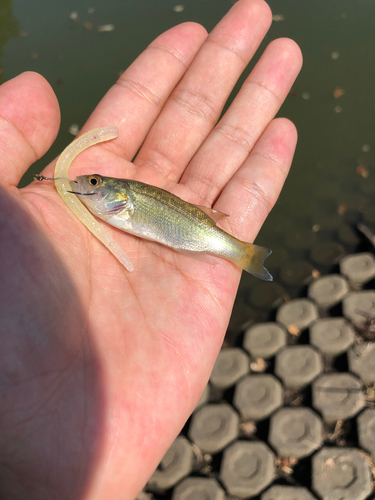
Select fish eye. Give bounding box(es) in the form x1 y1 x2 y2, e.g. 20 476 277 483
88 175 102 187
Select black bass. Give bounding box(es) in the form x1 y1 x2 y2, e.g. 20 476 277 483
69 174 273 280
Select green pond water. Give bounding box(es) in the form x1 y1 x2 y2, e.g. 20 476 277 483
1 0 375 334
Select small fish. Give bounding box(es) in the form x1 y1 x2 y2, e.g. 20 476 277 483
69 175 273 280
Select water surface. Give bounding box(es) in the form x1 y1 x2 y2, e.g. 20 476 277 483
1 0 375 331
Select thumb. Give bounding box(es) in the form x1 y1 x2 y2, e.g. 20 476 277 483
0 71 60 188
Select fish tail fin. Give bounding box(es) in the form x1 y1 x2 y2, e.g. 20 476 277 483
236 243 273 281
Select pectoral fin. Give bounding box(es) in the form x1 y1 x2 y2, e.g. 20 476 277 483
196 205 229 223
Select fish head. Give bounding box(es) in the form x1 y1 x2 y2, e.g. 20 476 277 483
70 175 133 216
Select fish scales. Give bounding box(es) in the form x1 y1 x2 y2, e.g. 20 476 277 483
124 180 232 254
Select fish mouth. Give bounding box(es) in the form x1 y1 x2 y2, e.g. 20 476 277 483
34 175 95 196
67 190 96 196
68 180 97 196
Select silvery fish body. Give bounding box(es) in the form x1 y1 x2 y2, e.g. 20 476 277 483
70 175 272 280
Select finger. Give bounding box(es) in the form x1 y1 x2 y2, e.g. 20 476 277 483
182 38 303 203
83 23 207 161
134 0 272 181
215 117 298 242
0 72 60 188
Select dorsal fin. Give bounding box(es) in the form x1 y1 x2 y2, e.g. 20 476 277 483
196 205 229 223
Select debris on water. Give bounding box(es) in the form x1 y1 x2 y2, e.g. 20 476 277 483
272 14 285 21
356 165 369 178
250 358 267 372
361 144 370 152
240 421 256 436
312 269 321 279
302 92 311 100
326 420 345 444
84 22 93 30
88 7 95 14
334 105 342 113
337 203 347 215
68 124 80 136
31 52 38 59
312 224 320 233
173 5 185 12
70 11 79 21
276 456 297 476
331 51 340 60
357 223 375 248
333 87 345 98
98 24 115 32
287 324 301 337
19 30 28 37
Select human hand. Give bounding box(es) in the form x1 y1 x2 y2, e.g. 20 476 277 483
0 1 302 498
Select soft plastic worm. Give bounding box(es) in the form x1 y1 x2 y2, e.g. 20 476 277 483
54 127 134 271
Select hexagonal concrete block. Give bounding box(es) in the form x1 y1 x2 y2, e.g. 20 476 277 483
348 342 375 383
261 485 317 500
194 383 210 411
312 447 372 500
340 252 375 284
276 299 319 330
310 317 354 356
312 373 365 422
172 477 226 500
275 345 323 388
308 274 349 308
233 374 283 421
243 322 287 359
357 408 375 455
210 348 250 389
188 404 239 453
147 436 194 490
220 441 275 498
343 291 375 325
269 408 323 458
136 491 155 500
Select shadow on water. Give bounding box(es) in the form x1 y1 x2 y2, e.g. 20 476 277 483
0 187 104 499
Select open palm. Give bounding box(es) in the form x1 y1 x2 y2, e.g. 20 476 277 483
0 1 302 499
